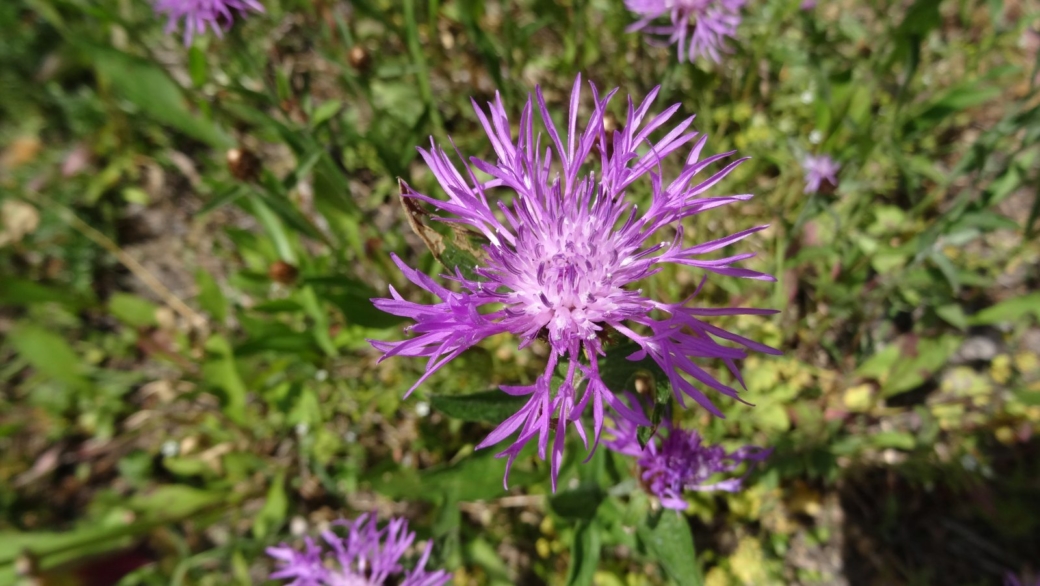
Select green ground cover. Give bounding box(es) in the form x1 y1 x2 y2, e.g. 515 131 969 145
1 0 1039 584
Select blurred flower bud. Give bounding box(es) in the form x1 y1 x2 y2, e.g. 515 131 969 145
268 260 298 285
348 45 371 72
226 147 260 182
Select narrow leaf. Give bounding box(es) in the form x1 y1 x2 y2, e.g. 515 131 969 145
430 389 529 424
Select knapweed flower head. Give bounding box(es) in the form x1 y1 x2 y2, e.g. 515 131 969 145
154 0 264 46
626 0 745 63
801 153 840 194
371 74 778 491
266 514 451 586
602 395 771 509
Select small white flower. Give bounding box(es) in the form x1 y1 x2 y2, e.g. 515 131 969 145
290 516 308 536
415 401 431 417
161 440 179 457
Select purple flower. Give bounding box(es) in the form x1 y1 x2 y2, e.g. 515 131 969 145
154 0 264 45
1006 572 1040 586
625 0 745 63
266 514 451 586
371 74 778 491
603 395 771 509
799 0 817 9
801 154 840 194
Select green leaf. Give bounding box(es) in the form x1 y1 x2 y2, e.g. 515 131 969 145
0 277 93 309
565 521 601 586
855 345 901 380
82 43 232 148
752 402 791 433
430 389 529 424
550 482 605 521
162 456 212 478
441 241 482 280
871 431 916 450
935 304 968 330
288 387 323 427
904 67 1016 136
259 104 359 220
431 493 462 568
368 447 544 502
250 196 297 263
249 299 303 313
8 323 89 389
298 286 337 357
1013 389 1040 406
882 335 962 396
401 0 442 131
254 173 333 247
188 45 208 87
253 472 288 539
117 451 153 489
637 510 702 586
310 99 343 128
127 484 225 521
598 343 668 396
599 343 673 442
236 332 322 357
196 269 227 322
108 293 158 328
0 526 134 567
455 0 507 95
908 85 1002 133
199 183 249 215
464 538 513 586
969 293 1040 325
323 291 407 329
201 335 248 424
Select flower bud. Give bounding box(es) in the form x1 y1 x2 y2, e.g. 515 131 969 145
348 45 371 72
268 260 298 285
226 148 260 182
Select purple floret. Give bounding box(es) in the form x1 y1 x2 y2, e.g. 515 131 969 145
626 0 746 63
602 395 771 509
266 514 451 586
153 0 264 45
371 74 778 491
801 154 841 194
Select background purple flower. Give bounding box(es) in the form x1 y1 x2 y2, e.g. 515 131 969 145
1006 572 1040 586
267 514 451 586
602 395 771 509
154 0 264 45
626 0 746 63
371 74 778 491
801 154 840 194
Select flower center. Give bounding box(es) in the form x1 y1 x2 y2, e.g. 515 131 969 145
519 234 626 344
537 250 597 309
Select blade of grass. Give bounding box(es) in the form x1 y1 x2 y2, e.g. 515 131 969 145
402 0 443 134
